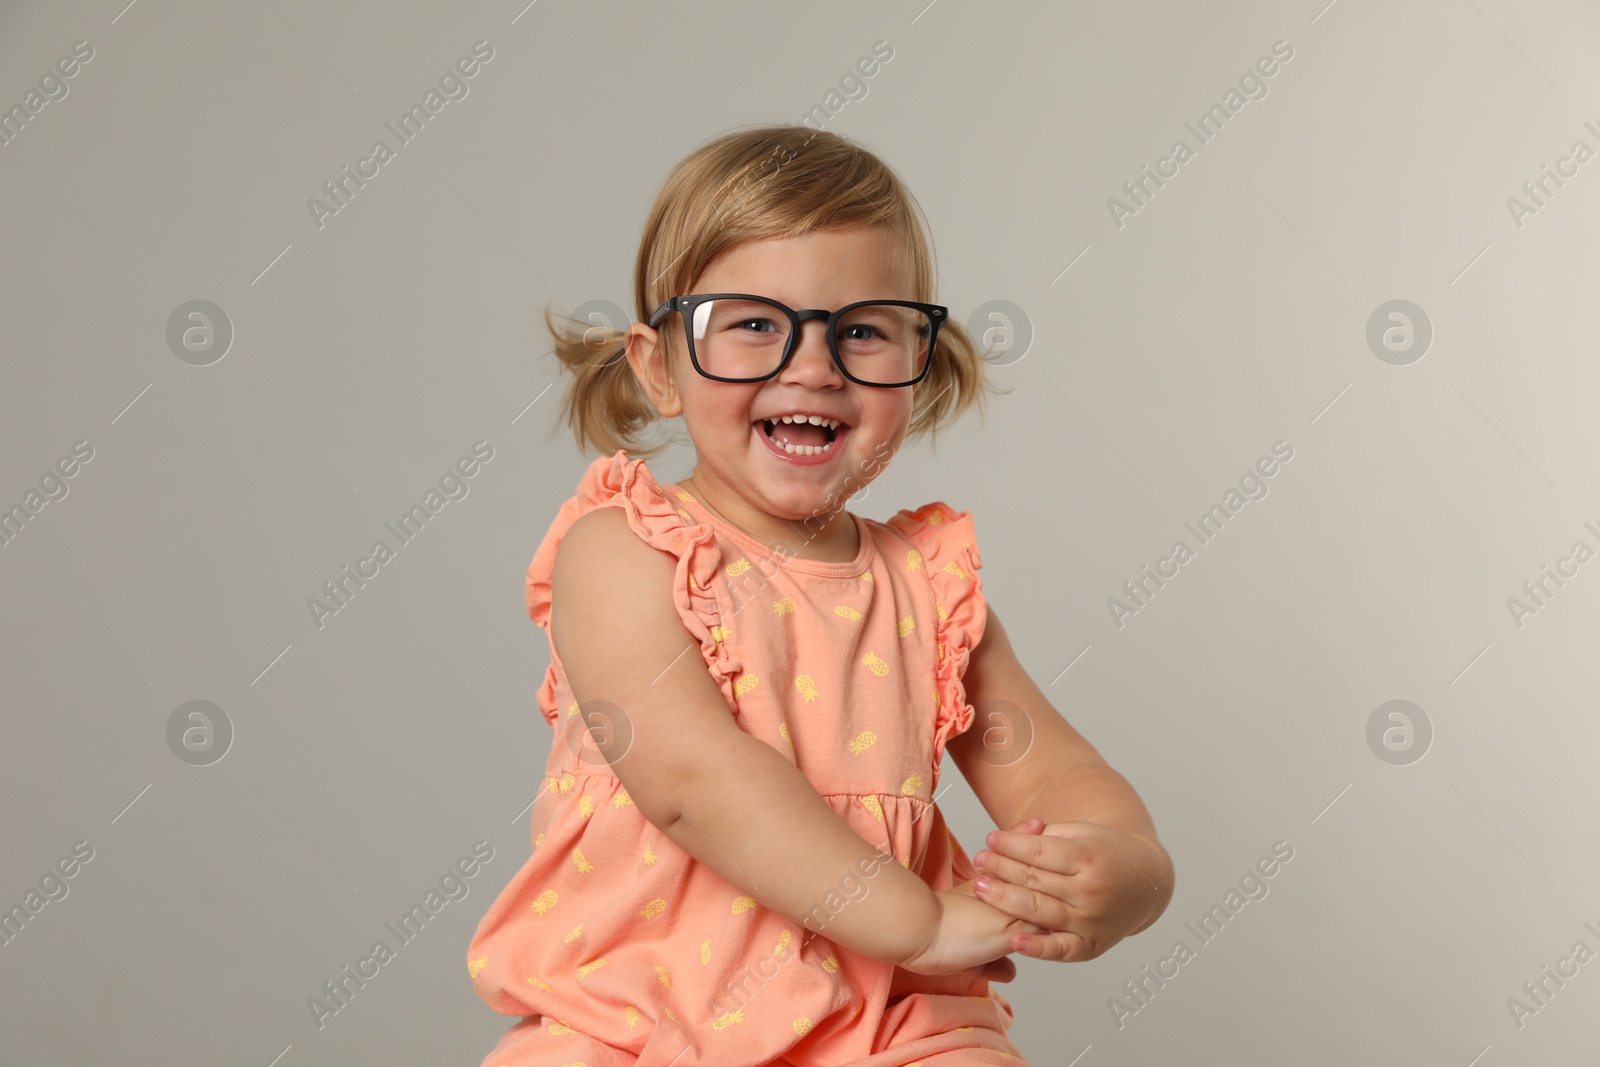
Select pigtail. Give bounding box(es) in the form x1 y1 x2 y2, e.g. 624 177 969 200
544 303 674 460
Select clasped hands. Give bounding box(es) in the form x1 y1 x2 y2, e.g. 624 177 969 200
959 817 1174 981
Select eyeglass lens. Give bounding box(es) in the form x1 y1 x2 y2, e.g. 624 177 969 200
687 298 931 384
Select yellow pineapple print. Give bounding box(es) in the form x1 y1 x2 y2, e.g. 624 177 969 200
897 615 916 637
534 832 545 848
726 558 752 578
936 603 949 623
861 796 883 820
640 898 667 920
901 773 923 796
907 548 923 571
929 510 946 525
731 895 757 914
710 623 732 646
530 889 559 915
773 929 792 956
578 795 595 817
564 924 584 943
943 559 970 579
643 844 659 864
822 954 840 973
847 730 877 755
794 675 819 703
527 974 553 992
614 788 634 809
567 702 579 717
576 958 608 979
674 488 696 502
572 847 594 873
734 674 759 697
548 1020 576 1035
467 956 489 979
774 597 796 617
834 605 864 622
700 939 712 965
861 570 873 582
664 1007 678 1022
654 965 672 990
546 772 576 794
779 722 792 745
676 508 692 522
861 651 889 677
625 1005 641 1029
794 1017 813 1037
712 1009 745 1030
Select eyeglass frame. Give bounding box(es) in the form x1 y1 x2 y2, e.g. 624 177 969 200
645 293 947 388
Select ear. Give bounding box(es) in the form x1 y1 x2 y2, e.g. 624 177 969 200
626 322 682 418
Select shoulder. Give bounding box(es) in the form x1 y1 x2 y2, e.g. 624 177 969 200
554 506 678 607
880 501 982 576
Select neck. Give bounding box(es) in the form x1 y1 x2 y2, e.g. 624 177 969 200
683 470 858 564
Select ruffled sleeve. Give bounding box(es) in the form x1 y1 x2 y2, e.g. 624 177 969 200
523 450 746 722
884 501 987 781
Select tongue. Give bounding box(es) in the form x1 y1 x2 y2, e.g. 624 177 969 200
769 420 828 449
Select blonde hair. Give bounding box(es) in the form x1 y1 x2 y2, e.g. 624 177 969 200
545 123 1008 460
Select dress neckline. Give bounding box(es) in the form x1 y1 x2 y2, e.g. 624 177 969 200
664 483 875 579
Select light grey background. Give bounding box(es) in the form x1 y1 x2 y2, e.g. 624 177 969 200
3 0 1598 1063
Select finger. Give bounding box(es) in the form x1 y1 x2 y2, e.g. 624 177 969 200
977 955 1017 984
984 825 1092 874
1012 929 1095 963
973 869 1075 931
1007 817 1044 835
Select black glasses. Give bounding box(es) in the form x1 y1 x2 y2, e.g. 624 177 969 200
647 293 946 388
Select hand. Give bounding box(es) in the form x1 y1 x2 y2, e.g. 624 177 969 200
972 818 1174 963
896 883 1047 980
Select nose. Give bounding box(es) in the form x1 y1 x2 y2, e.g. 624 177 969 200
778 320 844 387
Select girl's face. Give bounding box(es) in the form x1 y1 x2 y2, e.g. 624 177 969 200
627 225 918 550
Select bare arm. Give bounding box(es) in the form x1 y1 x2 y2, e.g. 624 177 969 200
551 507 942 965
948 606 1174 934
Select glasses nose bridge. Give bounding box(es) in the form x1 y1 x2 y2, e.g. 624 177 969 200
783 306 841 372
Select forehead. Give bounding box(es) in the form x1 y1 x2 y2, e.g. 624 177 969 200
692 226 915 300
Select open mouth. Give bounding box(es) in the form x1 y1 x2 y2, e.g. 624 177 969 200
755 414 846 457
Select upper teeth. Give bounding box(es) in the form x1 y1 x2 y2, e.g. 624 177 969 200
770 414 841 429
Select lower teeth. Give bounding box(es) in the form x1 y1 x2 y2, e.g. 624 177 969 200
762 423 836 456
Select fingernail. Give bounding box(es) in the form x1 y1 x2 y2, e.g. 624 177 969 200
975 877 991 894
974 849 989 866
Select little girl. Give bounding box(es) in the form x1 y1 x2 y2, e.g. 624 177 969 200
467 125 1173 1067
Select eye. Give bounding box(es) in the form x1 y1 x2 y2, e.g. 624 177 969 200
736 317 781 334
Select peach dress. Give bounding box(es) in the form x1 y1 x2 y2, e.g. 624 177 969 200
467 451 1027 1066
